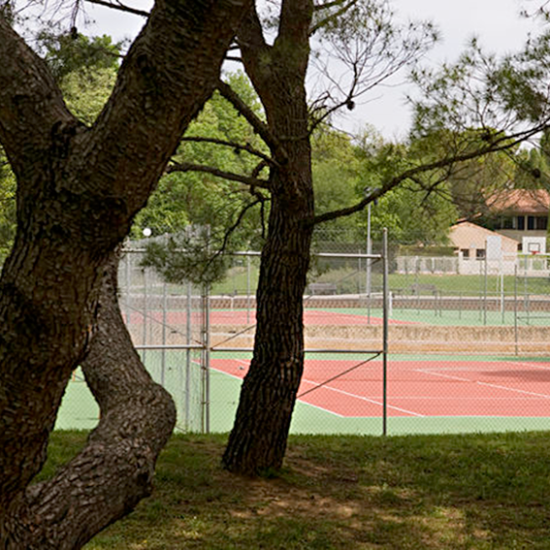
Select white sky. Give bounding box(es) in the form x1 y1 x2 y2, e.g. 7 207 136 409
82 0 541 139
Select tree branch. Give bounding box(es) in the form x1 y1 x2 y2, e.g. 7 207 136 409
310 0 359 35
310 124 550 226
314 0 353 11
217 79 288 164
0 18 75 178
208 197 264 265
86 0 254 217
181 136 277 166
167 161 271 190
85 0 149 17
24 251 176 549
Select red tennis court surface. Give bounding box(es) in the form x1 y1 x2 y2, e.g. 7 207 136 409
212 358 550 418
128 309 415 326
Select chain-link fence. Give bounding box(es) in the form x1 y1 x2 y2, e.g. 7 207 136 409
56 230 550 436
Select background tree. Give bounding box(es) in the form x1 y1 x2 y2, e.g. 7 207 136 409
169 0 548 476
0 1 252 546
153 0 542 476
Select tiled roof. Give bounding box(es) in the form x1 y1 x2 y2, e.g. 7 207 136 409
486 189 550 215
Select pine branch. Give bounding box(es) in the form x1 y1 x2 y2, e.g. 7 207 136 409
310 123 550 226
314 0 352 11
207 197 264 266
310 0 359 35
181 136 276 166
217 79 288 164
85 0 149 17
167 161 271 190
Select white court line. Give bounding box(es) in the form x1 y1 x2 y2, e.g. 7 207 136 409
212 359 345 417
227 358 424 417
417 360 550 373
300 376 424 417
416 370 472 383
386 396 539 400
417 369 550 401
294 398 346 418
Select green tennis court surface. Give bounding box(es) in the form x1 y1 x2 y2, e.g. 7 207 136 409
56 352 550 436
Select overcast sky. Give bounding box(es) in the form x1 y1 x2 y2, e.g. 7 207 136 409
83 0 540 139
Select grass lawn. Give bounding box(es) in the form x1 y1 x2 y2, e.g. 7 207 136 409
211 265 550 298
43 430 550 549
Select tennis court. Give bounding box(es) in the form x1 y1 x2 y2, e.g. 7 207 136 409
126 308 415 326
212 355 550 417
206 352 550 434
55 351 550 435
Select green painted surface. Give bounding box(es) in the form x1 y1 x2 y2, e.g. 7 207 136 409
55 352 550 436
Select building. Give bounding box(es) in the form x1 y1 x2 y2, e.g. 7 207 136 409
484 189 550 248
449 221 519 261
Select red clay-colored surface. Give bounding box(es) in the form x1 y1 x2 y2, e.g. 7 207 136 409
212 358 550 418
127 309 414 326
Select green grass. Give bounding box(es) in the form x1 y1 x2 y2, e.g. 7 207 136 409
210 264 550 298
41 430 550 549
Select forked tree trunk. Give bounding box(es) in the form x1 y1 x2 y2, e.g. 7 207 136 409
0 0 252 545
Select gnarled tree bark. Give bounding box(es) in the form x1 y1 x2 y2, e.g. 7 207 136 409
20 251 176 549
0 0 251 546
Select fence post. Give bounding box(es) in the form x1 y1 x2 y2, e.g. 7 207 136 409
382 228 389 437
185 282 192 430
125 251 131 325
483 256 488 326
142 268 148 363
201 282 211 434
247 254 252 324
161 280 167 386
514 264 519 356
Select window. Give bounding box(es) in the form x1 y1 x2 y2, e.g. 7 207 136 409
528 216 535 230
476 249 486 260
536 216 548 230
502 217 514 229
517 216 525 230
461 249 470 259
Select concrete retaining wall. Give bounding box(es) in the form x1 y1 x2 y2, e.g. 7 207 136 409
129 323 550 355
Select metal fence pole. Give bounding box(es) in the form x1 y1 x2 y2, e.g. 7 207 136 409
514 264 519 356
366 203 372 297
161 280 167 387
247 254 251 325
201 283 211 433
125 251 131 325
185 282 192 430
415 256 420 316
483 256 488 326
142 268 148 363
382 228 389 437
500 259 505 324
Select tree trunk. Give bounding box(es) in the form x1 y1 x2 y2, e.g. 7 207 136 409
5 252 176 549
0 0 252 545
222 0 314 474
222 185 314 473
